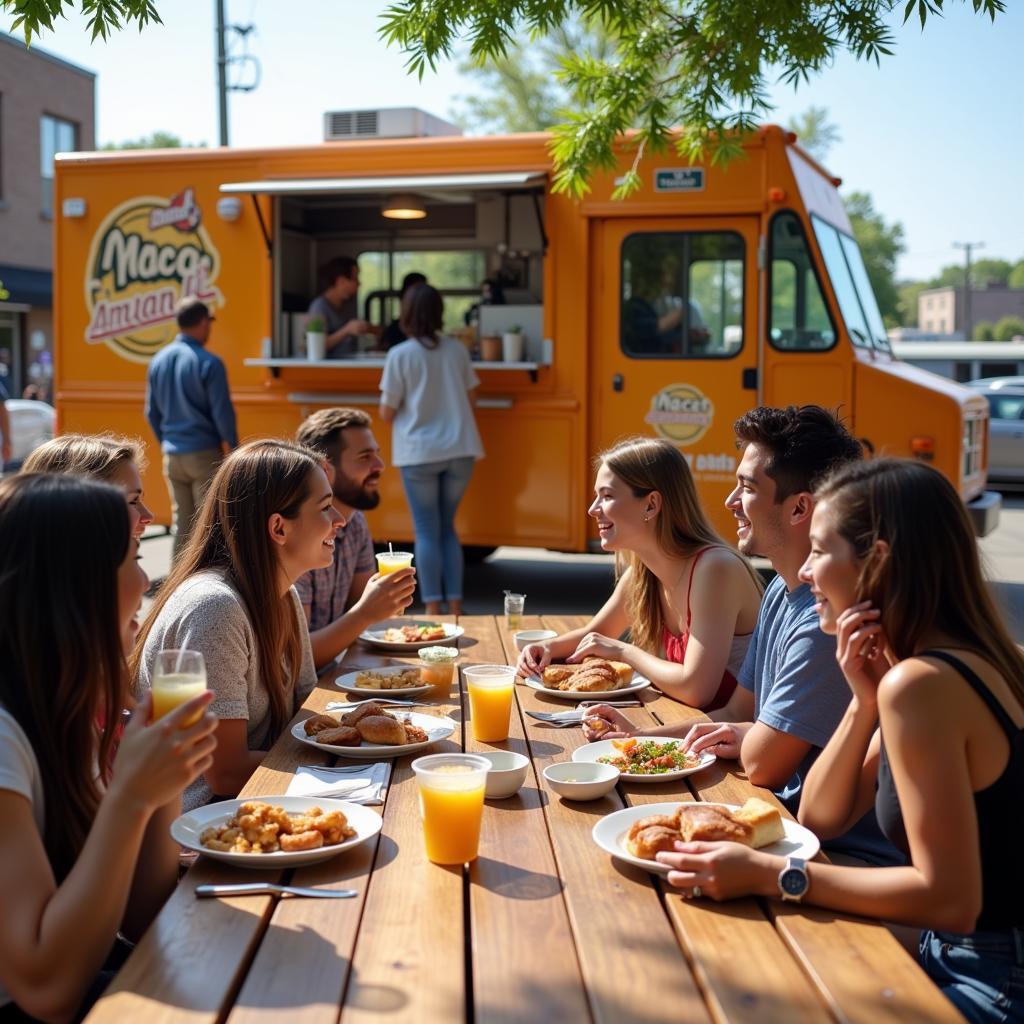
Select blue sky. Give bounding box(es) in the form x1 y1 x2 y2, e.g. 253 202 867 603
3 1 1021 281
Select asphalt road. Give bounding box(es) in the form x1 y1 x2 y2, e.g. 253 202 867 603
140 492 1024 643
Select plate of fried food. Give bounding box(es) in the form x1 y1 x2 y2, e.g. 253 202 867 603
592 799 819 875
523 656 650 701
359 619 464 652
335 665 432 697
573 737 716 781
293 701 456 758
171 796 383 868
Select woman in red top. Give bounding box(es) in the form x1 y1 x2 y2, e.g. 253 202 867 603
516 437 762 713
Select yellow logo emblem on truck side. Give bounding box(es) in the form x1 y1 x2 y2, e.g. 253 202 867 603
83 189 224 363
643 383 715 445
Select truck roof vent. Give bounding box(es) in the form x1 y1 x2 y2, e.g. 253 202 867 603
323 107 462 142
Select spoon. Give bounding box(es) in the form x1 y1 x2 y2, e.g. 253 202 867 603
196 883 357 899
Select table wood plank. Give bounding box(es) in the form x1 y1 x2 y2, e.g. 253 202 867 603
462 616 593 1024
505 615 714 1024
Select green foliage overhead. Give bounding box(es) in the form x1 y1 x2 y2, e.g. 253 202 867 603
993 316 1024 342
4 0 161 44
378 0 1006 196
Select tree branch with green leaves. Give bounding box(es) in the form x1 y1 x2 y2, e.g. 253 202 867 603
379 0 1005 196
3 0 162 44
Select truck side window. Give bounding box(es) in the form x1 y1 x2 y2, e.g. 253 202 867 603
769 212 835 351
811 216 872 349
620 231 743 359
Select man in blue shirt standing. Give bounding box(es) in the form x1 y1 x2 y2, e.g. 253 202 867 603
145 297 237 559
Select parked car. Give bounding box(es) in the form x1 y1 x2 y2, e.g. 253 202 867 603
2 399 56 472
968 377 1024 484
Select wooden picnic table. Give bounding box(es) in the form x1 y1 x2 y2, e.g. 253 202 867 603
87 615 963 1024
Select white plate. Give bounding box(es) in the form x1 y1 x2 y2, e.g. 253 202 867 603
573 738 716 781
171 796 382 869
335 666 432 698
291 709 456 759
359 620 464 652
522 672 650 702
592 801 820 875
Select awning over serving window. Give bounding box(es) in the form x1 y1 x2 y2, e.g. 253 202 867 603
219 171 546 196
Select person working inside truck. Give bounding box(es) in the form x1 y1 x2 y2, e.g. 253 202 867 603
585 406 901 868
516 436 764 713
308 256 374 358
295 407 416 669
622 251 711 355
380 272 428 350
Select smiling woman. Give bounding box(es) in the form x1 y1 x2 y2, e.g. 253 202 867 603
131 440 340 810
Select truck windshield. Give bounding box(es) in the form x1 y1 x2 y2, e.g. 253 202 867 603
812 216 889 352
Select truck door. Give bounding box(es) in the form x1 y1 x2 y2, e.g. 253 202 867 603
589 216 759 540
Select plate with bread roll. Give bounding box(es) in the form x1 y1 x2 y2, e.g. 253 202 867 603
292 701 456 758
523 656 651 701
572 737 716 781
335 666 432 698
359 619 464 652
592 799 820 874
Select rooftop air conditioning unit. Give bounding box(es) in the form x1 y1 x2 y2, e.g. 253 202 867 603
323 107 462 142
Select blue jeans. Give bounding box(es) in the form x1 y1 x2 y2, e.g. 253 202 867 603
920 928 1024 1023
399 457 475 603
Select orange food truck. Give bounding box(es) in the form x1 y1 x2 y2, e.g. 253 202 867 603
52 112 1000 550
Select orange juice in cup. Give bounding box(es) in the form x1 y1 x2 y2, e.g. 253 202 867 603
418 646 459 694
412 754 490 864
464 664 517 742
151 650 209 727
376 551 413 575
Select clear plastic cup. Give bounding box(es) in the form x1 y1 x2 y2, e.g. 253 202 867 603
418 646 459 694
464 663 517 742
376 551 413 575
151 649 208 727
412 753 491 864
503 591 526 630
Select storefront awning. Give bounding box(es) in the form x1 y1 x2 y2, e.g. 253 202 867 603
219 171 546 197
0 265 52 308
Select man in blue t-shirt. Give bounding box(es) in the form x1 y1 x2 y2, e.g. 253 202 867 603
682 405 900 865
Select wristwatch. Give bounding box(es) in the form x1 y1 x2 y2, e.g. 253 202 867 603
777 856 809 902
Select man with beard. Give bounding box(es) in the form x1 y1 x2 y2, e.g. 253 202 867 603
296 408 416 669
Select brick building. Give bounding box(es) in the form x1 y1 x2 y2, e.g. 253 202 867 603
918 283 1024 339
0 32 95 399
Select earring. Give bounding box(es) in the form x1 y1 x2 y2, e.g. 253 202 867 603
643 515 650 522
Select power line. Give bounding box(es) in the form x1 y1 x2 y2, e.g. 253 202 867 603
953 240 984 338
215 0 261 147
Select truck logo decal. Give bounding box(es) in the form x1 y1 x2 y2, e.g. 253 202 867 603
83 189 224 363
644 383 714 445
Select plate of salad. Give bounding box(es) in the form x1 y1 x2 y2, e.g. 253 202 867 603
572 737 716 782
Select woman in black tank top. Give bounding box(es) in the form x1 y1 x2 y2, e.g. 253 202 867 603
655 459 1023 1024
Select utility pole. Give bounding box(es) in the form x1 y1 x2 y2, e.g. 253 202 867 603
216 0 228 146
953 240 984 339
215 0 261 147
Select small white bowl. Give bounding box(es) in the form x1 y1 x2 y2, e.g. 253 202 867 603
513 629 558 652
543 761 619 801
478 751 530 799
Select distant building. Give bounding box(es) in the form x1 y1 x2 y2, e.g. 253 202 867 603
918 283 1024 339
0 32 95 399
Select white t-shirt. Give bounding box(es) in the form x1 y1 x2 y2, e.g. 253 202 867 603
379 336 484 467
0 706 45 1008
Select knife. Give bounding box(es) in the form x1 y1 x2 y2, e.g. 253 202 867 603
195 882 358 899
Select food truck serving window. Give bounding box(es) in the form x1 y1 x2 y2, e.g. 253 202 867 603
620 232 744 359
769 211 836 351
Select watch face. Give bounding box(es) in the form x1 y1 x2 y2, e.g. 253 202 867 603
780 868 807 897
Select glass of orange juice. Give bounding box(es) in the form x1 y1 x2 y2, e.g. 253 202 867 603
151 649 209 727
412 753 491 864
464 664 517 743
376 551 413 575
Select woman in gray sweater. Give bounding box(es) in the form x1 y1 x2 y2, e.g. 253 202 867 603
133 439 343 809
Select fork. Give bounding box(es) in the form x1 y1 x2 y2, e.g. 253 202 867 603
324 699 427 710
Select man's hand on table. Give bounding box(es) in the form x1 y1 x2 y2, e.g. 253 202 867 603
580 704 636 741
681 720 751 760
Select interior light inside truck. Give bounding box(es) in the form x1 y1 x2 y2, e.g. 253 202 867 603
382 194 426 220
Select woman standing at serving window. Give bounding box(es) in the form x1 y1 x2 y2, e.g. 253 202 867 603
379 283 484 616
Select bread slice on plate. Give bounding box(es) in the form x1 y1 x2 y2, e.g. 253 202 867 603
732 797 785 849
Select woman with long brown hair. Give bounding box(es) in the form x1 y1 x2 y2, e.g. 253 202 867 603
0 474 215 1021
133 439 342 809
656 458 1023 1023
23 432 155 538
517 437 762 713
